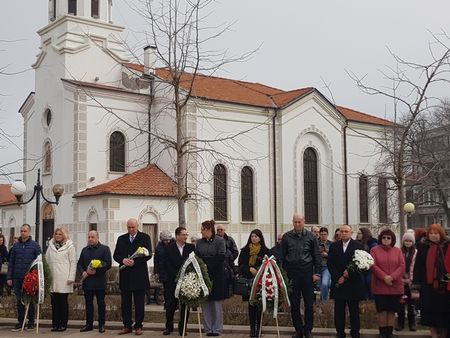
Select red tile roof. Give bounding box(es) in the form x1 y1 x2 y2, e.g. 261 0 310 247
336 106 393 126
74 164 177 198
0 184 18 206
125 63 392 126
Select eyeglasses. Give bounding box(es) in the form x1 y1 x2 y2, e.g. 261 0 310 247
382 236 392 240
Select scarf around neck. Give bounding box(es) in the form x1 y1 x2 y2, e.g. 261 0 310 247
426 241 445 290
248 243 261 266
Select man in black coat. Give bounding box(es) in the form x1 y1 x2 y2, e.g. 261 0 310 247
77 230 112 333
281 214 321 338
113 218 152 336
327 225 365 338
163 227 195 336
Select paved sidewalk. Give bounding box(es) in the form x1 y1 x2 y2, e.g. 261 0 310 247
0 318 430 338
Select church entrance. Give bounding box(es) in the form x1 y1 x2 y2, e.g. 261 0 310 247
42 203 55 253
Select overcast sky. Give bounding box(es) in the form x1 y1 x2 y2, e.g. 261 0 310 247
1 0 450 182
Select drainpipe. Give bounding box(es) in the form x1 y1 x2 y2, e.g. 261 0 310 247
343 123 349 224
272 109 279 239
144 46 156 164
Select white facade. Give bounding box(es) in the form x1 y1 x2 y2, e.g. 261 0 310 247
1 2 398 255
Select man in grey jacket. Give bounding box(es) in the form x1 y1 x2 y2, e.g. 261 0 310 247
281 214 321 338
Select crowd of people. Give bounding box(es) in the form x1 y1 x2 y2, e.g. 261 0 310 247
1 215 449 338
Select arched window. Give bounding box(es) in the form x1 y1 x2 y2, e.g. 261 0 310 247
213 164 227 221
43 141 52 173
109 131 125 172
359 175 369 223
303 147 318 224
91 0 99 17
241 166 254 222
378 177 388 223
68 0 77 15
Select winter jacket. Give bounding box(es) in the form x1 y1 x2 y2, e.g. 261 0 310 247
46 239 77 293
153 241 170 282
370 245 405 295
195 235 226 301
0 245 8 273
7 237 41 281
78 242 112 290
280 229 321 275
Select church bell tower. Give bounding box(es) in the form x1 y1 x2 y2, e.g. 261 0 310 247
48 0 113 24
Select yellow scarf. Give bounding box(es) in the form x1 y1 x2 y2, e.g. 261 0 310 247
248 243 261 266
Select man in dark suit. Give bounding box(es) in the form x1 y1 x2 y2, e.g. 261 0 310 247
113 218 152 336
327 225 365 338
163 227 195 336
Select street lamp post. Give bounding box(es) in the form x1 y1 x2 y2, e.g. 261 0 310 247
10 169 64 245
403 202 415 229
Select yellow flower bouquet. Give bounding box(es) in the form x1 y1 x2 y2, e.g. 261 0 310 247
120 246 150 270
80 259 104 283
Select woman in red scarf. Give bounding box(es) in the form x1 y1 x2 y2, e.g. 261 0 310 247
413 224 450 338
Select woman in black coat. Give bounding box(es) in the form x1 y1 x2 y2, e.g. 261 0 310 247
0 234 8 296
238 229 271 338
195 220 226 336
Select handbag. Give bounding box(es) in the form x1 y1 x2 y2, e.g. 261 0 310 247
0 262 8 275
233 276 253 297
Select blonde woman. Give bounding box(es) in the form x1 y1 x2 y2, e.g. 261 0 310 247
46 227 77 332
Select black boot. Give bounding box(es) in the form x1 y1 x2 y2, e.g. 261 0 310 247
386 326 394 338
248 304 256 337
407 312 416 331
395 313 404 331
378 327 386 338
255 307 262 337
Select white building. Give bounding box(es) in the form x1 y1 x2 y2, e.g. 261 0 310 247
0 0 397 254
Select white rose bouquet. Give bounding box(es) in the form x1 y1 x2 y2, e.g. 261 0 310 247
337 249 374 288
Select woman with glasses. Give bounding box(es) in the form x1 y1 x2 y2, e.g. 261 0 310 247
195 220 226 336
370 229 405 338
413 224 450 338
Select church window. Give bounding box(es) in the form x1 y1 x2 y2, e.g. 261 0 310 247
43 141 52 173
109 131 125 172
91 0 99 17
213 164 227 221
68 0 77 15
378 177 388 223
50 0 56 20
241 166 254 222
303 147 319 224
44 108 52 127
359 175 369 223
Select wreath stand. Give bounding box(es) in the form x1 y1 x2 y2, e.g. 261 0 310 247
20 303 40 333
181 305 203 338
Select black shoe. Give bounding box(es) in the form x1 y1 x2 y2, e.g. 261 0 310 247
292 333 303 338
80 325 94 332
57 327 67 332
51 327 59 332
26 323 35 331
99 325 105 333
163 329 172 335
304 331 313 338
206 334 214 337
11 323 23 332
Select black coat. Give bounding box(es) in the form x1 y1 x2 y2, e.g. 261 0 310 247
195 235 226 301
77 243 112 290
113 231 152 291
154 241 172 283
327 239 365 300
165 242 196 285
238 245 271 279
0 245 8 272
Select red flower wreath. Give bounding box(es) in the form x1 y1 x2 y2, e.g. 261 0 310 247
23 268 39 301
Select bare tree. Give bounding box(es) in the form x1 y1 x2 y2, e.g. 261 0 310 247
348 34 450 237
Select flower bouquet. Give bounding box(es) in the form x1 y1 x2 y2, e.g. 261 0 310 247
21 254 49 333
120 246 150 270
337 249 374 287
175 252 212 337
80 259 104 283
249 255 291 338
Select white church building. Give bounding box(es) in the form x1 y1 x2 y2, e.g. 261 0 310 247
0 0 397 255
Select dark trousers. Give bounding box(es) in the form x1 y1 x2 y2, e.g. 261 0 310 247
51 293 69 328
289 272 314 333
397 286 415 327
84 289 106 326
164 282 189 332
121 289 145 329
334 299 360 338
13 280 35 325
248 303 262 336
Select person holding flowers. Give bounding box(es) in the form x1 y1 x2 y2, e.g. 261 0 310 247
195 220 226 336
7 224 41 331
46 227 77 332
327 225 365 338
163 226 195 336
113 218 152 336
413 224 450 338
238 229 271 338
370 229 405 338
77 230 112 333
